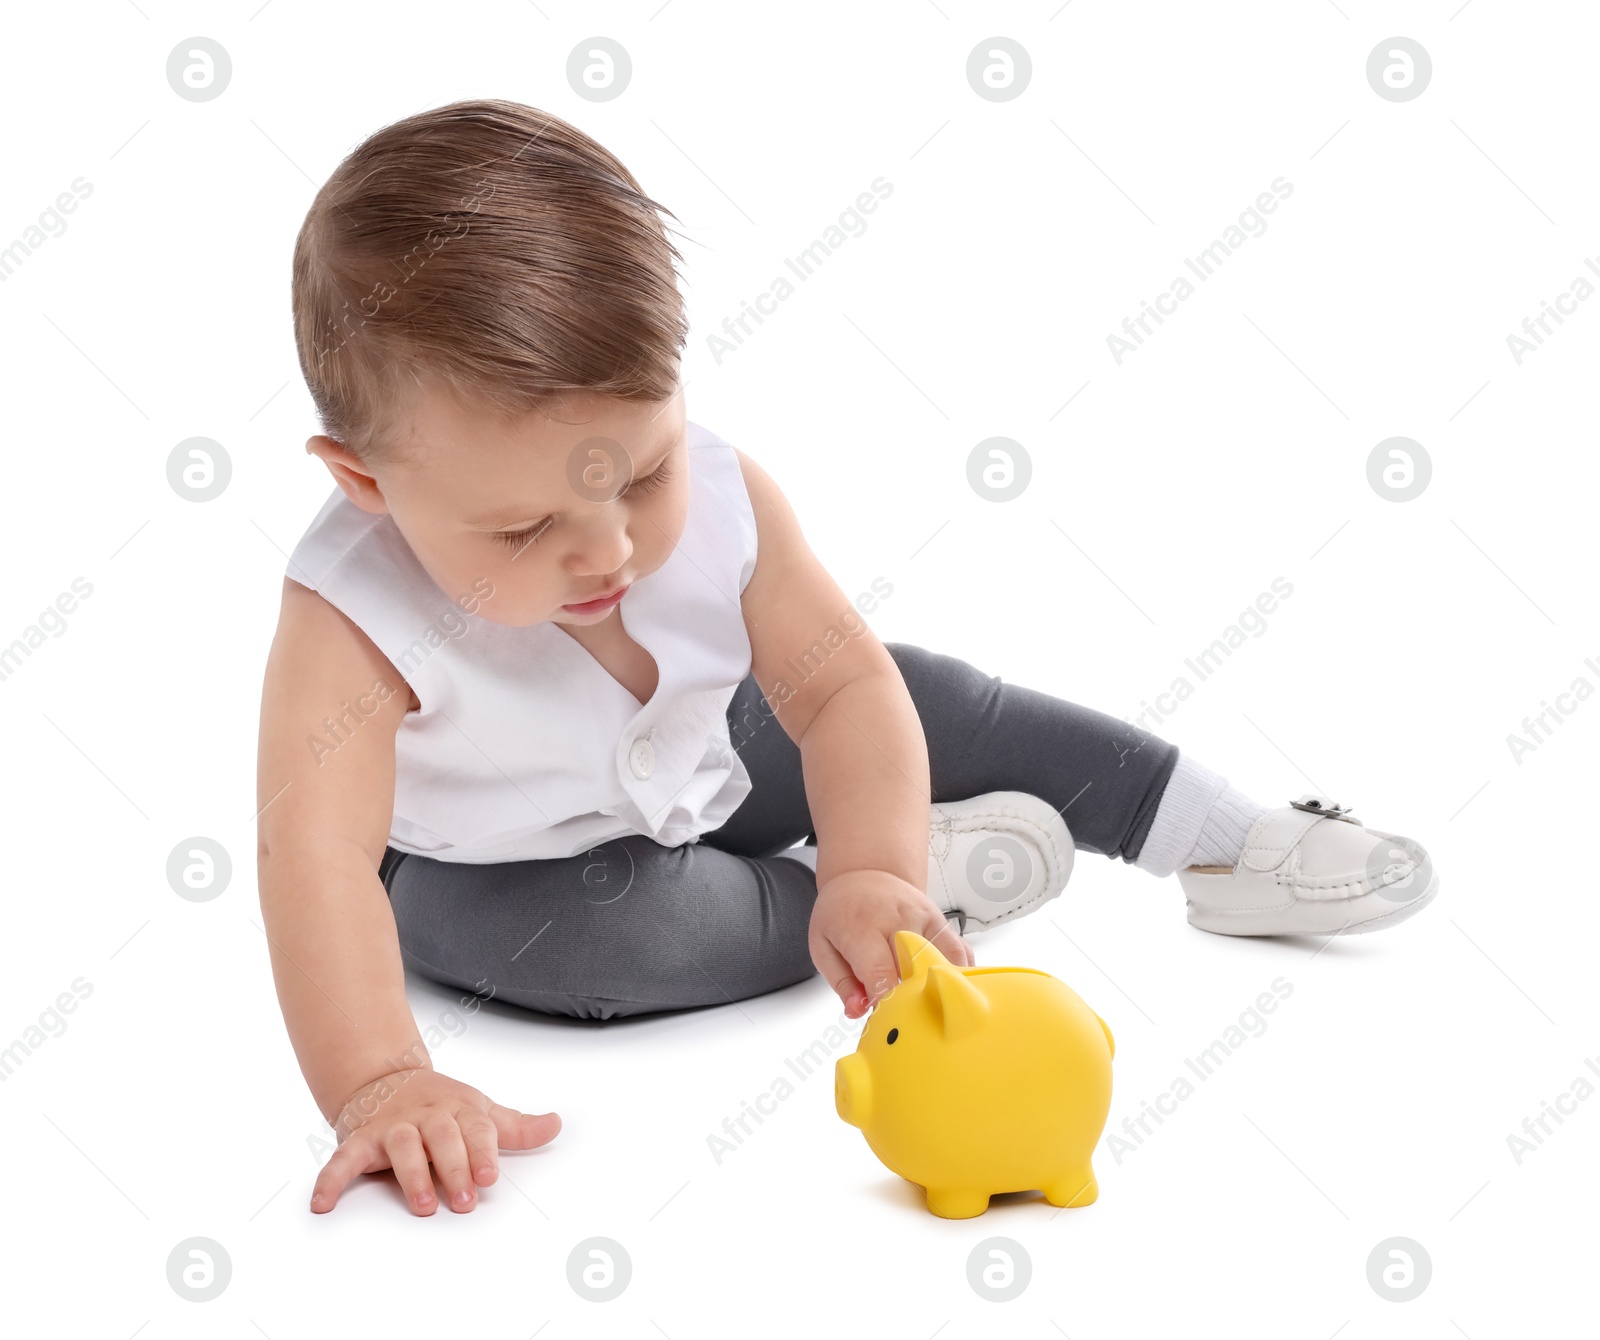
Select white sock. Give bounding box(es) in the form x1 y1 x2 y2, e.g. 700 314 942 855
1132 752 1269 879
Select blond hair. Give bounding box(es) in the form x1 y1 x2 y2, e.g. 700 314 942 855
291 98 686 461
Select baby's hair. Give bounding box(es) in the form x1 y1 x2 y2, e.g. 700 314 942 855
291 98 687 462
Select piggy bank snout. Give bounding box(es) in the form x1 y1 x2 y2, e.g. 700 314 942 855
835 1053 872 1128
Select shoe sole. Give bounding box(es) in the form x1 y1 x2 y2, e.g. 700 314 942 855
1184 869 1441 938
929 791 1075 933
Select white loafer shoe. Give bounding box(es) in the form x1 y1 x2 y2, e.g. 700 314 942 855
926 791 1075 934
1177 794 1439 937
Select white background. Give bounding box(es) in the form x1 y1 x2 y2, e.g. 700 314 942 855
2 1 1595 1335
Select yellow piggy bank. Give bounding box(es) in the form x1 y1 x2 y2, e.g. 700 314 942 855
834 929 1114 1219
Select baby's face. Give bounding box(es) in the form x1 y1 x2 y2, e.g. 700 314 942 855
312 380 689 628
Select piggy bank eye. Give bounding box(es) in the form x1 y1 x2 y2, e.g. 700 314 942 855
886 1027 899 1044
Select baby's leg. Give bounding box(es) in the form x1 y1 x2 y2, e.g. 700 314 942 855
379 837 820 1020
707 647 1431 943
889 642 1273 882
881 642 1265 878
886 642 1183 864
710 640 1254 876
854 645 1434 937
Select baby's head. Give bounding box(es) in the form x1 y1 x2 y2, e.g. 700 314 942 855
293 99 689 628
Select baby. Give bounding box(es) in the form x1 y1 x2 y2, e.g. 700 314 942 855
258 98 1439 1218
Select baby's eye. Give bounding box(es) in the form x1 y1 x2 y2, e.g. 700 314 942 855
492 518 552 551
625 457 674 497
487 458 669 554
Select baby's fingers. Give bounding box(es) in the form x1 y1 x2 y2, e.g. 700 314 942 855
840 930 898 1014
383 1125 440 1215
922 909 975 969
487 1101 563 1153
810 928 873 1017
457 1111 503 1188
310 1134 384 1214
420 1116 476 1211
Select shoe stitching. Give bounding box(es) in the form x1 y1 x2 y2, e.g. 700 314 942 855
929 799 1072 928
933 805 1073 875
1189 870 1440 922
951 866 1062 925
1185 872 1418 907
1190 877 1438 929
1188 897 1299 916
1211 830 1425 901
975 882 1059 927
1282 857 1422 898
933 819 1070 872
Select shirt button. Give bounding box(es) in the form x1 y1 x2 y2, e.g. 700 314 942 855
628 736 656 780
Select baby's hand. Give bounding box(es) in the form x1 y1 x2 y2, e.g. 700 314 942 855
808 869 974 1020
311 1068 561 1215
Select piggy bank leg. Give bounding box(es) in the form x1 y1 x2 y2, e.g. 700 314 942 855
924 1186 992 1219
1043 1166 1098 1208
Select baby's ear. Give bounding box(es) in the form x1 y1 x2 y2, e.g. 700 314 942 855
307 436 389 515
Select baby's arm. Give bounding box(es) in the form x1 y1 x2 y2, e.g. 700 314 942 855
732 451 970 1015
256 577 560 1214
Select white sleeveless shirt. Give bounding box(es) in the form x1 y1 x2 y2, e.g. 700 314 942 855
284 421 759 864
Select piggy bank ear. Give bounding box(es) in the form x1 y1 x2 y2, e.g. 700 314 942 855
926 962 989 1040
893 929 948 982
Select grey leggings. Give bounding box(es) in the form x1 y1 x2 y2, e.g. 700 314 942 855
378 642 1179 1020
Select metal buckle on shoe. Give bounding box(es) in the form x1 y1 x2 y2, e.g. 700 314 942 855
1290 794 1360 824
